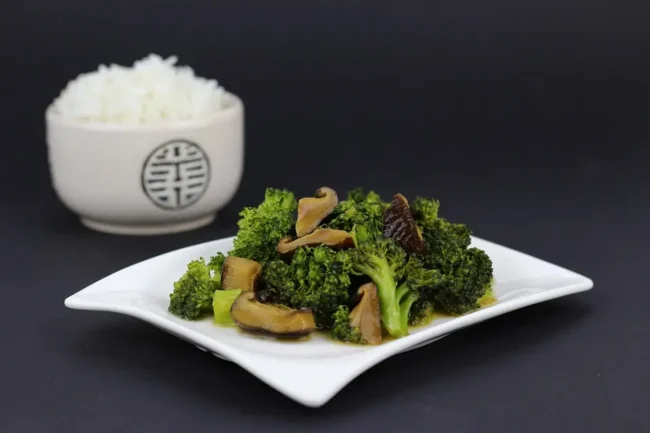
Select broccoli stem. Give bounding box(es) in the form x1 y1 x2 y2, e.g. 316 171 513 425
398 291 420 333
354 257 410 338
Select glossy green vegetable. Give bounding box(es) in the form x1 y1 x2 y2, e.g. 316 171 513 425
168 186 496 344
212 289 242 326
168 253 225 320
229 188 297 264
263 246 353 327
330 305 364 344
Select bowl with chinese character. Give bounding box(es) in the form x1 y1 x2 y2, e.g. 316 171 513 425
44 55 244 235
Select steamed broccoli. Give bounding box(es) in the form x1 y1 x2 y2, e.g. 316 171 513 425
331 305 365 344
411 196 440 229
168 185 497 344
321 187 388 234
419 217 472 269
393 256 445 332
325 199 384 235
168 253 226 320
347 187 372 203
212 288 242 325
416 212 494 315
408 299 434 326
397 256 445 291
347 187 389 208
229 188 297 263
348 236 412 337
263 246 353 327
348 238 442 337
350 222 383 246
427 247 494 315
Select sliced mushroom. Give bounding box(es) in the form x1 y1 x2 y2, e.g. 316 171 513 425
296 187 338 237
383 193 427 254
277 228 354 257
349 282 382 345
221 256 262 291
230 291 316 338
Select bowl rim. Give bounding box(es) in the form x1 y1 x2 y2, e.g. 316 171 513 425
45 91 243 131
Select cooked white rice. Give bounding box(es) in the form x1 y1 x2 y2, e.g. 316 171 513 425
50 54 226 124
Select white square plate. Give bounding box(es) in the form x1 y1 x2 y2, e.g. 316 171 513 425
64 235 593 407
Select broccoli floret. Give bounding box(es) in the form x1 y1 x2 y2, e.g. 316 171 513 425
168 253 226 320
347 187 389 208
350 222 384 246
419 218 472 269
397 256 445 289
408 299 434 326
229 188 297 263
325 199 385 236
348 236 416 337
417 213 494 315
393 256 444 331
330 305 365 344
262 260 296 294
263 246 353 328
411 196 440 228
349 239 441 337
427 247 494 315
323 187 388 234
347 187 368 203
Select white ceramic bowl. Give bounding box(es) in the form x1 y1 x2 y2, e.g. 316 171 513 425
45 92 244 235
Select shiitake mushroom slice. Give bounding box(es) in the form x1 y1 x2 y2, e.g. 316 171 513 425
277 228 354 258
295 187 338 238
230 291 316 338
383 193 427 254
221 256 262 291
349 282 382 345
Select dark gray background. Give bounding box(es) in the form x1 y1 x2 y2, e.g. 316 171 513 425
1 1 648 432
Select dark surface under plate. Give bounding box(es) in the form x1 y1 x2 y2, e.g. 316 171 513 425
1 0 649 431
